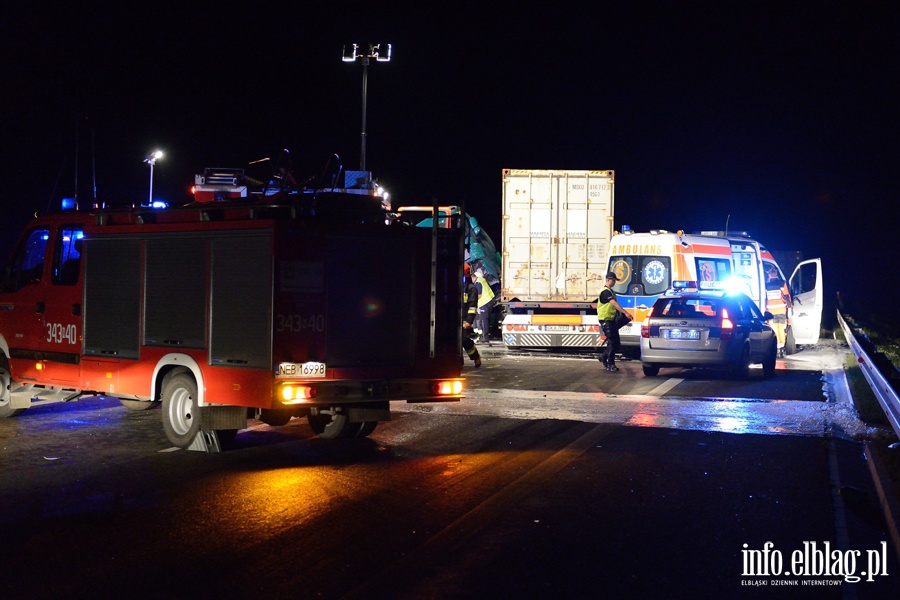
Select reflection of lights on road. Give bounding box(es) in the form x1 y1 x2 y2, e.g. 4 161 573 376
712 417 746 433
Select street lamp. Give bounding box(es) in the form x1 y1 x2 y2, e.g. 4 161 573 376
342 43 391 173
144 150 164 205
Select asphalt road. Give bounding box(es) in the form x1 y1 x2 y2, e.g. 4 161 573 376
1 342 898 599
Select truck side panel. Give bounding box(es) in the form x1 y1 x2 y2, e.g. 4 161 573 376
209 232 273 369
83 237 142 359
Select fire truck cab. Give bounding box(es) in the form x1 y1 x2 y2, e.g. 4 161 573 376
0 167 465 451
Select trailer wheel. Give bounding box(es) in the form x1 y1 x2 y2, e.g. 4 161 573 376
0 367 25 418
308 412 362 439
162 373 201 448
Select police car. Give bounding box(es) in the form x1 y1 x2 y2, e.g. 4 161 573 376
639 281 777 378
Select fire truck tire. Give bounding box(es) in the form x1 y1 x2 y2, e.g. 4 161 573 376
356 421 378 437
308 412 362 439
119 398 160 411
161 373 202 448
258 409 292 427
784 326 797 356
0 367 25 418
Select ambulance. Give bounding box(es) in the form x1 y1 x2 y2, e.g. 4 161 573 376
605 228 823 355
605 228 734 353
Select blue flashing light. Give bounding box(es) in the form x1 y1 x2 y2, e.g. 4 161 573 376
61 198 77 211
672 280 727 292
150 200 168 209
621 224 631 233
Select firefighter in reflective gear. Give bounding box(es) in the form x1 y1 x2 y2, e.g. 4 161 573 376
473 268 495 344
597 271 631 372
462 265 482 367
765 265 792 355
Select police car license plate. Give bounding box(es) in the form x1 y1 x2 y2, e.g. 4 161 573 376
276 362 326 378
664 328 700 340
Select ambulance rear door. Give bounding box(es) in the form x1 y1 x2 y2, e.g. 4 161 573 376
788 258 823 345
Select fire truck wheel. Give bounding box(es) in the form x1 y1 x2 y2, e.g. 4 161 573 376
119 398 160 411
308 412 362 439
258 409 292 427
162 373 201 448
356 421 378 437
0 367 25 418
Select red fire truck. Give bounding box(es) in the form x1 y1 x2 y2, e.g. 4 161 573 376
0 165 465 451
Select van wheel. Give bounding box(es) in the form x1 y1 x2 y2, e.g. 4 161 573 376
784 326 797 355
162 373 201 448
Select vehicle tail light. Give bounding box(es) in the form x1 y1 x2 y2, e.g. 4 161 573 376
641 317 650 338
720 308 734 339
432 380 463 396
280 384 317 404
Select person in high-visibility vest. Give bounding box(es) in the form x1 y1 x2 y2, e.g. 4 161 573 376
462 264 482 367
597 271 632 372
765 265 792 355
473 269 495 344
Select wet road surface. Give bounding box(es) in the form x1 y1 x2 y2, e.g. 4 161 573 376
1 342 898 598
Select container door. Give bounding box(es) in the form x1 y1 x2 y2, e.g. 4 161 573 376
788 258 823 345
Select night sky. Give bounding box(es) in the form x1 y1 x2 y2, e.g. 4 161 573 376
3 2 898 325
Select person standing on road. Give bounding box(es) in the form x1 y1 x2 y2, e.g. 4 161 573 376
473 269 495 344
462 265 482 367
597 271 631 372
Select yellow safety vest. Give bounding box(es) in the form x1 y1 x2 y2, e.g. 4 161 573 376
597 286 617 321
476 280 495 309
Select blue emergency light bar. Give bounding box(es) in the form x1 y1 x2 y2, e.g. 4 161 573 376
672 280 727 291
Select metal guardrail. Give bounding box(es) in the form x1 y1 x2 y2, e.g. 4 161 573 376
837 310 900 439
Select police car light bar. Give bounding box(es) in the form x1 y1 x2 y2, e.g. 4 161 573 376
672 280 726 291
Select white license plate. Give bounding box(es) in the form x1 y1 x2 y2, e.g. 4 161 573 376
544 325 570 332
276 361 326 378
664 328 700 340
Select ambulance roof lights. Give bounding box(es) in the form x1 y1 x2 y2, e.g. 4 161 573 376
621 224 632 234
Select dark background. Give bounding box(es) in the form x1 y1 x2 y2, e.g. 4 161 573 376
2 2 897 327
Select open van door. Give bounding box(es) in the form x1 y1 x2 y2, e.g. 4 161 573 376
788 258 822 346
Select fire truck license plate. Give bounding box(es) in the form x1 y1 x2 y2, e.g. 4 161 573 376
276 362 326 378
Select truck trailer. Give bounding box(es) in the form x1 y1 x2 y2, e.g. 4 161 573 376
500 169 615 349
